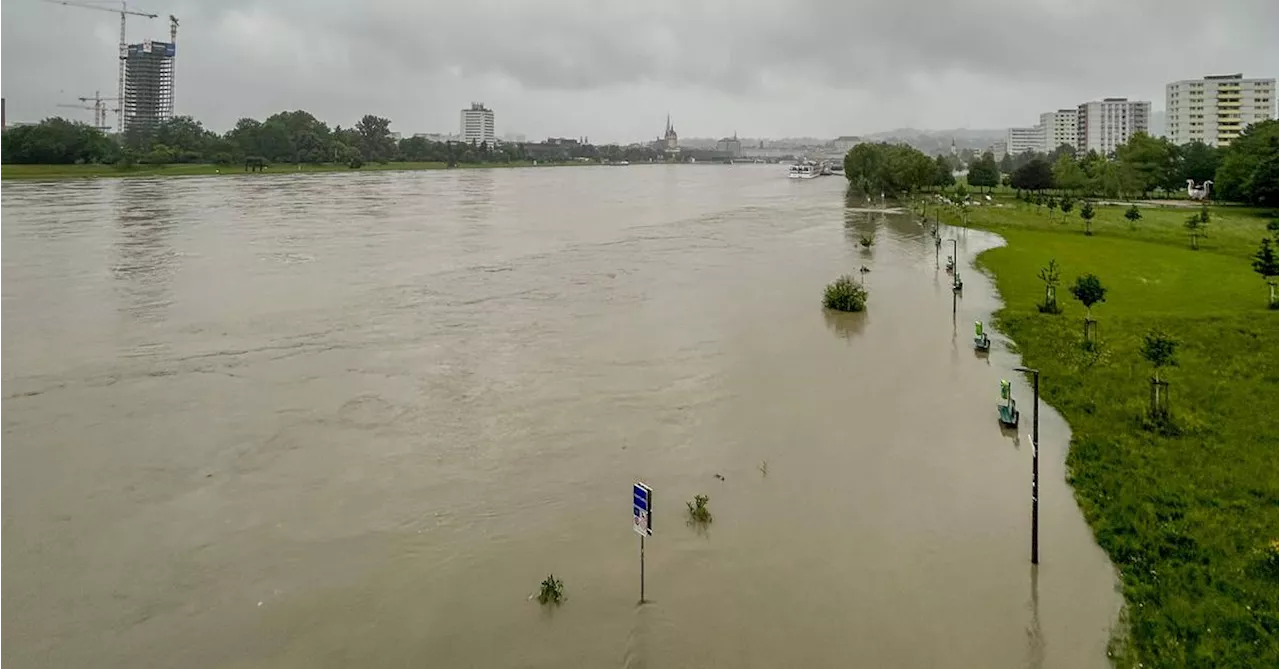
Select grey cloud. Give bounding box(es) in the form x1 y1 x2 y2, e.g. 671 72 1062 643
2 0 1276 139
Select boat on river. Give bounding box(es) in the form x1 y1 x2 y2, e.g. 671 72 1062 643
788 161 821 179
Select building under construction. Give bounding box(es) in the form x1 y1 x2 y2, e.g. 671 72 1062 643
123 39 175 135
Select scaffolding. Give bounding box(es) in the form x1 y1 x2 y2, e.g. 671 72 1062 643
123 39 174 135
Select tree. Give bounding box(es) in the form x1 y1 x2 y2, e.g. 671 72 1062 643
1079 201 1096 235
1059 196 1074 221
1052 153 1088 193
1140 329 1178 418
1045 195 1058 220
355 114 395 162
999 153 1013 175
1010 158 1054 191
967 151 1000 192
1178 141 1221 185
1251 237 1279 307
954 183 969 202
1049 143 1077 163
1037 258 1062 313
1215 120 1279 206
1124 204 1142 227
932 154 955 189
1 117 114 165
1183 208 1209 249
1114 132 1178 197
1069 274 1107 344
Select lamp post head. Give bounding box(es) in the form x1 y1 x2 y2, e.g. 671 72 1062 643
1015 366 1038 375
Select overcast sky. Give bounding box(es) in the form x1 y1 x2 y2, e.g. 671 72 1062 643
2 0 1277 142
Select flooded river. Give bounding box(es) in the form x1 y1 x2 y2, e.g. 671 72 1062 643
3 166 1119 668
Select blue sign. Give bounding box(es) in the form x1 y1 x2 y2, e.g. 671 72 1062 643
633 482 653 536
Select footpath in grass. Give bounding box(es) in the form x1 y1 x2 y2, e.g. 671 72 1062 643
0 160 583 181
942 198 1278 668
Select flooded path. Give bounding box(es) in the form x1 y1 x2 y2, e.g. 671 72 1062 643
3 166 1118 667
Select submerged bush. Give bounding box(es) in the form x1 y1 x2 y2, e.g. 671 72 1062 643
823 275 868 312
537 574 564 605
686 494 713 523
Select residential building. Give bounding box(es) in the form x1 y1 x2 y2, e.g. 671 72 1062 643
413 132 460 143
832 135 862 152
1076 98 1150 156
716 132 743 157
123 39 176 135
1006 126 1042 157
1038 109 1077 153
460 102 495 147
986 141 1007 162
1166 74 1275 147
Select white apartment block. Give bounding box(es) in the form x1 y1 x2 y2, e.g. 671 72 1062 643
1006 126 1042 157
1039 109 1078 153
1076 98 1150 156
1166 74 1275 147
460 102 495 147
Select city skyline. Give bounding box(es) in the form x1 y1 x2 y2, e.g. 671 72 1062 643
2 0 1277 143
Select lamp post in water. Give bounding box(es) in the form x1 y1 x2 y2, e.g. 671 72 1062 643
949 239 962 291
1014 366 1040 564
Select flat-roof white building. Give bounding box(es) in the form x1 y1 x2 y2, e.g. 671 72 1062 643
460 102 495 147
1076 98 1150 156
1166 74 1275 147
1039 109 1078 153
1006 126 1042 157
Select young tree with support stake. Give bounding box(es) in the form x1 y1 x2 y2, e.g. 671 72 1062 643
1079 201 1096 235
1059 196 1074 223
1069 274 1107 346
1124 203 1142 228
1140 329 1178 420
1252 237 1279 308
1037 259 1062 314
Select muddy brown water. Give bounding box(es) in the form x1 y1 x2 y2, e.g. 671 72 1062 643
3 166 1120 668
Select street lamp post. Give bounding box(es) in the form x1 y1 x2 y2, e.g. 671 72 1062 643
1015 366 1040 564
949 239 962 291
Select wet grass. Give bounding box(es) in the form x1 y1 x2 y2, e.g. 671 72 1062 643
950 201 1278 668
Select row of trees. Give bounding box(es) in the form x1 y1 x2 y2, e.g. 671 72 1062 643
1002 122 1278 206
842 142 939 194
1 110 667 168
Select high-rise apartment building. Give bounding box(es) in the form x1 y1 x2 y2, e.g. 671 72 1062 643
460 102 495 147
1076 98 1150 156
1006 126 1042 157
123 39 175 135
1166 74 1275 147
1038 109 1078 153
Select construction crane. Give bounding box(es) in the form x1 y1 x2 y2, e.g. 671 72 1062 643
168 15 178 118
39 0 158 133
55 92 119 133
56 101 103 129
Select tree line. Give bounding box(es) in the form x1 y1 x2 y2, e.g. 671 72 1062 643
1004 122 1277 206
843 121 1276 207
1 110 665 168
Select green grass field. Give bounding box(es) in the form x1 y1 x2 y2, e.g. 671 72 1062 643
938 197 1278 667
0 160 582 180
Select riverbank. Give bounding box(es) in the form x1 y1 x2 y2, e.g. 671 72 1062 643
0 160 586 181
939 197 1278 668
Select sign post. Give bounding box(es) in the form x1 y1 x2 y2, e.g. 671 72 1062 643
633 482 653 602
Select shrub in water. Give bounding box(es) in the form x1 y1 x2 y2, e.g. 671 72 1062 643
538 574 564 605
823 275 868 312
686 494 713 523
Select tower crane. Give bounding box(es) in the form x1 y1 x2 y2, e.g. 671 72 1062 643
39 0 158 133
56 91 120 131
